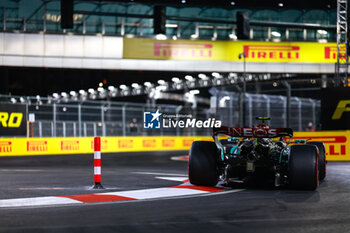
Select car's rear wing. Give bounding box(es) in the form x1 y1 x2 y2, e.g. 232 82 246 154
213 126 293 138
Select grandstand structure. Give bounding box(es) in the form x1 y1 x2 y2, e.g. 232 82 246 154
0 0 345 135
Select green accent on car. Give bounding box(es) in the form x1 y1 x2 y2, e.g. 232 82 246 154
256 117 271 121
294 139 307 144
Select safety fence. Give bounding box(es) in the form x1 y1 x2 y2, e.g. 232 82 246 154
27 102 212 137
1 92 321 137
0 130 348 161
214 91 321 131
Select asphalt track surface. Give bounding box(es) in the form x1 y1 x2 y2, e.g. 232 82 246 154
0 151 349 233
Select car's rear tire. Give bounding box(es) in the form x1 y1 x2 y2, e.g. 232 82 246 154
289 145 319 190
307 141 326 181
189 141 218 186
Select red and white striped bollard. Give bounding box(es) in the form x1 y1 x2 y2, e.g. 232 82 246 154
93 137 104 189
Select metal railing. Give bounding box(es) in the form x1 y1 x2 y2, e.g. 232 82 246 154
0 91 321 138
214 91 320 131
1 5 336 42
16 96 211 137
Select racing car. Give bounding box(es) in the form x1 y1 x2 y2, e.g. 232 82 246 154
189 117 326 190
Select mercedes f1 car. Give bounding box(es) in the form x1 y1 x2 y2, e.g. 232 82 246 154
189 117 326 190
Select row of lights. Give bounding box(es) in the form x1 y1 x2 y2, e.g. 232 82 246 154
10 73 296 104
180 1 289 7
11 74 311 105
155 30 329 41
125 0 331 8
9 76 319 105
155 33 238 41
270 29 328 38
47 73 277 102
176 1 333 9
45 73 217 102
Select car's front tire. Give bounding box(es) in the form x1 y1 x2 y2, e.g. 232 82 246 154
289 145 319 190
189 141 219 187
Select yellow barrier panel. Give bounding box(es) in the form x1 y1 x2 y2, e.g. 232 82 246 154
123 38 344 64
293 131 349 161
0 137 209 156
0 131 348 161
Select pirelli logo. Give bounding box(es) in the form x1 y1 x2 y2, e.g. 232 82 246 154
27 141 48 152
294 136 346 156
243 45 300 60
118 139 133 149
162 139 175 148
154 42 213 58
182 139 194 147
61 140 79 151
0 141 12 153
142 139 156 148
91 140 108 150
324 46 346 60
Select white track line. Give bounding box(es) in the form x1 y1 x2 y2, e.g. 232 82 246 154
155 177 188 182
0 169 43 172
0 196 81 208
132 172 187 176
0 174 244 208
102 187 207 199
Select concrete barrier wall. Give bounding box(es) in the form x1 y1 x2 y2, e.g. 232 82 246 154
0 131 348 161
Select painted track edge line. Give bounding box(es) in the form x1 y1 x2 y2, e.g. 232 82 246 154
0 186 241 208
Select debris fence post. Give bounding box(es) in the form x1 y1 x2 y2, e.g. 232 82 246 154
92 137 104 189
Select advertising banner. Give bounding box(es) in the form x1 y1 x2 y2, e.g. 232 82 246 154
0 137 196 156
0 103 26 136
0 132 349 160
293 131 349 161
321 88 350 130
123 38 342 63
